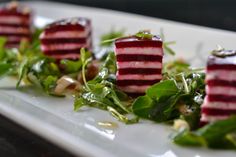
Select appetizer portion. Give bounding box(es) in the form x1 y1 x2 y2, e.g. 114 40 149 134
201 50 236 125
40 17 92 60
0 1 32 48
115 34 163 97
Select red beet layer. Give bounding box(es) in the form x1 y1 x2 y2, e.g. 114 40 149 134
0 23 29 27
202 107 236 116
0 11 30 18
116 54 162 62
116 79 161 86
0 33 30 37
124 92 144 98
207 79 236 88
207 64 236 71
208 94 236 103
40 38 87 45
207 53 236 70
115 34 163 97
40 17 92 60
118 68 162 75
43 48 84 55
0 3 31 18
44 18 90 34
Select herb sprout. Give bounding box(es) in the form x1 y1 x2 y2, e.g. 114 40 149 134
135 30 153 39
160 28 176 55
74 51 139 124
0 28 89 96
132 60 205 128
100 29 125 46
173 116 236 149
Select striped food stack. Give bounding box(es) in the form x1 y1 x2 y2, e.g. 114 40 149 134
201 50 236 125
115 35 163 97
40 17 92 61
0 2 32 48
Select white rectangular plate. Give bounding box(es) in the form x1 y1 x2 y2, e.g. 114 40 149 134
0 1 236 157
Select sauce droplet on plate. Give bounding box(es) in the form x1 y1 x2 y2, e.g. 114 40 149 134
97 121 118 129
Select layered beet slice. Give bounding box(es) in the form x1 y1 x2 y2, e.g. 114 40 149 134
115 35 163 97
40 17 92 60
0 2 32 48
201 50 236 125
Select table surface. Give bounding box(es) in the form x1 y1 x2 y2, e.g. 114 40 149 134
0 114 75 157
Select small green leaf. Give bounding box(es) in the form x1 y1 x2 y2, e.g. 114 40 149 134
60 59 82 73
132 95 154 119
74 97 86 111
16 59 28 88
135 30 153 39
226 132 236 147
42 75 58 92
146 80 179 99
0 37 7 60
160 28 176 56
149 93 181 122
173 116 236 149
173 128 207 147
0 63 13 78
80 48 86 64
163 43 176 55
107 106 139 124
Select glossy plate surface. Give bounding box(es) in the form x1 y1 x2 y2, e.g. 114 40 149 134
0 1 236 157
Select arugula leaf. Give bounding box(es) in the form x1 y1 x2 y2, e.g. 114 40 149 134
150 93 182 122
135 30 153 39
60 59 82 73
146 80 179 99
133 80 182 122
172 128 207 147
163 42 176 55
226 132 236 147
132 95 154 119
0 63 13 78
107 106 139 124
16 58 28 88
0 37 7 60
132 60 205 125
173 116 236 149
92 52 116 85
74 97 86 111
42 75 58 92
74 51 138 123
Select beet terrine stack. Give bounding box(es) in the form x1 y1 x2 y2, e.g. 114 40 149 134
201 50 236 125
115 35 163 97
0 2 32 48
40 17 92 61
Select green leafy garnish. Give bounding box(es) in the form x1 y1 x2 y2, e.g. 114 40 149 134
74 51 138 124
160 29 176 55
132 62 205 127
0 63 13 78
173 116 236 149
0 37 7 60
135 30 153 39
60 59 82 73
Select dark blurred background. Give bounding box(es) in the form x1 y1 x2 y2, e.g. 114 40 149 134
33 0 236 31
